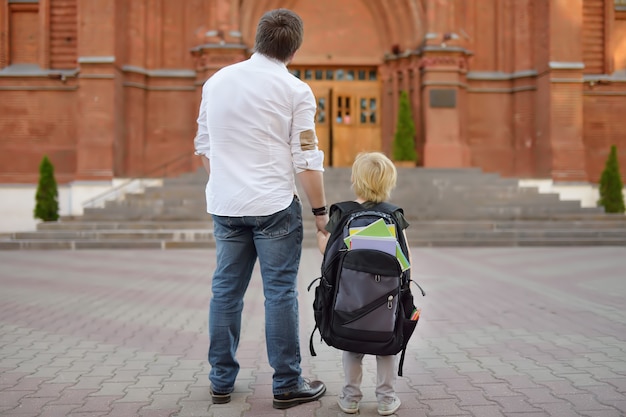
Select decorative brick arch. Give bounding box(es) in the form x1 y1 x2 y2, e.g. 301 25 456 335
239 0 426 60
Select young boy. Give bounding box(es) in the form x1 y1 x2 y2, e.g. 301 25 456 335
316 151 412 416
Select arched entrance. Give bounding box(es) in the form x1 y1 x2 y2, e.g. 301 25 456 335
239 0 426 166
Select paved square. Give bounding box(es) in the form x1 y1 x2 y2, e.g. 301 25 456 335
1 247 625 416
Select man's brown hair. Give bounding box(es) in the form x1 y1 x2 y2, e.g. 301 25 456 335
254 9 303 62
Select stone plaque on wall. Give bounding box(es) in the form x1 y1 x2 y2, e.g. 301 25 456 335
429 89 457 108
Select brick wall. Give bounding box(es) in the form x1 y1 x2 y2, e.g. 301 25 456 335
1 0 626 184
0 88 77 183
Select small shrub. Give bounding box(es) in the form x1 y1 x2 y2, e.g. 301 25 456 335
34 155 60 221
598 145 625 214
392 90 418 162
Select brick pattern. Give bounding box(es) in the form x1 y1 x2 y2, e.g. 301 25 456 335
0 248 625 416
50 0 78 70
583 89 626 182
8 3 39 65
583 0 607 74
1 0 626 184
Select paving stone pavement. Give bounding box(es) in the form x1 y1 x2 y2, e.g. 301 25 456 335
0 247 625 417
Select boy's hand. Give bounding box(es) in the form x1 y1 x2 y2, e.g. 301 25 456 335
315 214 329 235
316 230 329 253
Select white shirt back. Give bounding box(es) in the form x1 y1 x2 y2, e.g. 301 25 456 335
194 53 324 216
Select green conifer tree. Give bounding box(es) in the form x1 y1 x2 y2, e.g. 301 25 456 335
34 155 60 221
392 90 418 162
598 145 625 214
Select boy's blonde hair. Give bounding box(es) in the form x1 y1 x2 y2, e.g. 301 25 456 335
351 152 397 203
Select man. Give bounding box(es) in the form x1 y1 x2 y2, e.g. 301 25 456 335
193 8 329 410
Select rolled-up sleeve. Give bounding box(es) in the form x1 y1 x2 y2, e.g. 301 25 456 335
290 83 324 173
194 86 211 156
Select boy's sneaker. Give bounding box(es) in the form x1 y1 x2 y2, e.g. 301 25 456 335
337 396 359 414
377 396 401 416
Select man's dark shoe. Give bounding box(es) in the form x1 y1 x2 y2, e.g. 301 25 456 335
272 380 326 409
210 386 231 404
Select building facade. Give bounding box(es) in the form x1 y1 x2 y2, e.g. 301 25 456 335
1 0 626 185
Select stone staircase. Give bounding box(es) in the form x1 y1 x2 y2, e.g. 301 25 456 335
2 168 625 249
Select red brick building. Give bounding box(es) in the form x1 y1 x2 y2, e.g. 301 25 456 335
1 0 626 185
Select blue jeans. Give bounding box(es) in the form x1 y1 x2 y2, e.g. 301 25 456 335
208 196 304 395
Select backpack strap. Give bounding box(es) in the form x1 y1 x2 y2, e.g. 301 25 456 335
370 201 402 216
329 201 364 219
309 325 318 357
398 347 408 376
330 201 403 225
308 277 321 357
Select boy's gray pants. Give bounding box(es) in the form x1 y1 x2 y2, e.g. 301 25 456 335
340 351 397 403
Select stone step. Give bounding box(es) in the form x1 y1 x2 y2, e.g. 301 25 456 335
5 167 623 250
0 240 213 250
3 234 625 250
407 237 626 247
80 166 603 224
162 168 518 187
97 195 594 209
130 187 558 201
81 207 211 221
409 219 626 230
12 230 215 241
80 206 607 222
133 186 543 202
38 221 211 230
12 228 626 243
112 196 577 211
44 217 626 232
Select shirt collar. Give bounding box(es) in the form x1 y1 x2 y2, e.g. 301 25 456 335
250 52 288 71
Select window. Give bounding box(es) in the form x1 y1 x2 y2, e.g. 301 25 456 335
49 0 77 69
336 95 351 124
286 67 378 82
316 97 326 124
1 0 77 70
4 1 40 67
359 98 377 125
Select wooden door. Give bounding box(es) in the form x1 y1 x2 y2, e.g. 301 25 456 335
290 67 380 167
331 84 381 167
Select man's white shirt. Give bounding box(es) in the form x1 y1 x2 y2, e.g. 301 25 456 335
194 53 324 217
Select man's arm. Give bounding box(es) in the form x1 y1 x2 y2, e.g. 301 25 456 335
290 82 329 233
194 84 211 174
297 169 329 234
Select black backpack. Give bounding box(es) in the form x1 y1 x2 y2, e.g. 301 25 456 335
308 201 425 376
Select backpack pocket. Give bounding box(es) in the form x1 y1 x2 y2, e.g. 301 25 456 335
312 277 333 340
332 250 402 345
399 288 418 346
